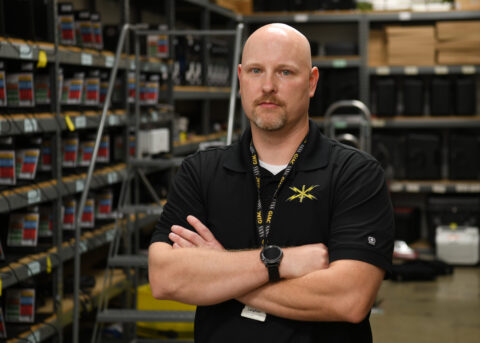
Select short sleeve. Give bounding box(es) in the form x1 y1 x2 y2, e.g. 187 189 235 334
150 155 207 245
329 158 394 273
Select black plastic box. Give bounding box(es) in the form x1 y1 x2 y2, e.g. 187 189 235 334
455 76 476 116
406 133 441 180
403 78 424 116
430 77 453 116
449 133 480 180
376 78 397 117
372 133 407 180
395 207 421 243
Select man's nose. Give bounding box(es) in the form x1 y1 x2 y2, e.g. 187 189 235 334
261 72 277 94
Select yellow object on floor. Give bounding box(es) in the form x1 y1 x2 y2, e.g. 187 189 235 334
137 283 195 339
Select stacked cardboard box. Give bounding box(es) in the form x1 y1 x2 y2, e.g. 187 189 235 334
455 0 480 10
436 21 480 65
369 30 387 66
385 26 436 66
214 0 252 14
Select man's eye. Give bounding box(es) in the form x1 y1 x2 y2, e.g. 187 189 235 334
281 70 291 76
251 68 261 74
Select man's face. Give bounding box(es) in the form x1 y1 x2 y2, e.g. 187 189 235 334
238 28 318 132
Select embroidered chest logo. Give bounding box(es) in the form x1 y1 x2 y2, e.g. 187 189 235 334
287 185 319 203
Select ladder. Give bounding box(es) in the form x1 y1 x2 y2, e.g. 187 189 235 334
77 23 244 343
323 99 372 154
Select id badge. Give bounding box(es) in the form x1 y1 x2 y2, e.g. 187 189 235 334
241 305 266 322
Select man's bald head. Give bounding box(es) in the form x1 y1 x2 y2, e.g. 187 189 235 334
242 23 312 69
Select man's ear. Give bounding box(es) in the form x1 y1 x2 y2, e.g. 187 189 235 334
237 64 242 93
309 66 319 98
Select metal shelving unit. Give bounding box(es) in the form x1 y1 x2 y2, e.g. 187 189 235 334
389 180 480 194
0 0 193 341
0 39 166 73
369 65 480 75
240 8 480 252
0 0 238 337
242 10 363 23
366 9 480 21
172 86 232 100
87 17 242 342
7 269 128 343
314 115 480 129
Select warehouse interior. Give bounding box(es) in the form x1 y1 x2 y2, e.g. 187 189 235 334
0 0 479 342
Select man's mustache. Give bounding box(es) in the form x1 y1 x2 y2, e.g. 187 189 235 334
254 97 284 106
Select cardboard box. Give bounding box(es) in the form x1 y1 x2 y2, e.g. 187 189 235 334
436 21 480 41
437 49 480 65
435 21 480 64
455 0 480 10
386 26 435 65
215 0 252 14
369 30 387 66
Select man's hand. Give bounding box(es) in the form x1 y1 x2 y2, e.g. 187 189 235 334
280 243 329 279
169 215 224 250
169 215 329 279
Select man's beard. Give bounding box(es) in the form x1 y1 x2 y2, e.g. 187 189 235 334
251 109 287 131
251 97 286 131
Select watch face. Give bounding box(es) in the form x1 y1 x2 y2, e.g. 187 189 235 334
263 245 282 261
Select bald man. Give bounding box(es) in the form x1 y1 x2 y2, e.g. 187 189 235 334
149 23 394 342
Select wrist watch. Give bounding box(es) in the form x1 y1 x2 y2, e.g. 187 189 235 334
260 245 283 282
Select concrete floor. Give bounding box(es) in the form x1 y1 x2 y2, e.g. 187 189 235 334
371 267 480 343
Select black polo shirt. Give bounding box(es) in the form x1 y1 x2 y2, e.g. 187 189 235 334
151 120 394 343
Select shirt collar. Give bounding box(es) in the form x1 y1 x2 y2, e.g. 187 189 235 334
223 119 330 172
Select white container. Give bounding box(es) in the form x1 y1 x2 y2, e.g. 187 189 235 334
436 226 479 265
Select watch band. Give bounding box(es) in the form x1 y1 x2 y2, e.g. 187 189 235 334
267 265 280 282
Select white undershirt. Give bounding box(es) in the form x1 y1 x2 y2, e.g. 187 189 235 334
259 160 288 175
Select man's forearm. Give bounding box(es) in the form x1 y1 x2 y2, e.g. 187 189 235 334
237 260 385 323
149 242 269 306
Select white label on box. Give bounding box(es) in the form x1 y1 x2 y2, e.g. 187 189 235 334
79 241 88 253
372 119 386 127
399 12 411 21
376 67 390 75
455 183 469 192
434 66 449 75
108 115 119 126
19 45 33 59
130 60 136 70
27 261 41 277
406 184 420 193
75 116 86 128
27 190 41 204
404 66 418 75
76 179 84 192
432 184 446 193
332 59 347 68
26 331 41 343
24 118 38 132
105 56 114 68
81 53 93 66
107 172 118 184
105 229 115 242
390 183 403 192
294 14 309 22
470 184 480 192
461 65 475 74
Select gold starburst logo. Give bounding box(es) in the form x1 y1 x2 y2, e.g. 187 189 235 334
287 185 319 203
